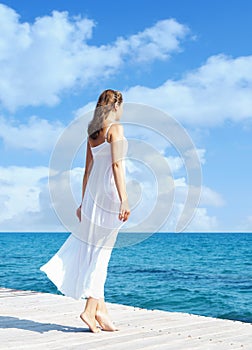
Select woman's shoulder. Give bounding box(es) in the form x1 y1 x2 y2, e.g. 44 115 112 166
108 123 124 140
111 122 123 130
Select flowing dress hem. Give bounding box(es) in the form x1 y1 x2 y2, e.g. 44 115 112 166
40 266 103 300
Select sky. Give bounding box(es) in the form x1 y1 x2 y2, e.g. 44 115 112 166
0 0 252 233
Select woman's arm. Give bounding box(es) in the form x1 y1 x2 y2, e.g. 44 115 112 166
76 141 93 221
110 124 130 222
81 141 93 201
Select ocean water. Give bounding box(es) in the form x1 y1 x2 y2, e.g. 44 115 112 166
0 232 251 323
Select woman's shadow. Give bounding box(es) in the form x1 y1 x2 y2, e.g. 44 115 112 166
0 316 90 333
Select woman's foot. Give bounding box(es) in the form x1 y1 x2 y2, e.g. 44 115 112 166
80 312 101 333
95 311 118 331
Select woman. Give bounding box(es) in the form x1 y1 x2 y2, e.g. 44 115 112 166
40 89 130 333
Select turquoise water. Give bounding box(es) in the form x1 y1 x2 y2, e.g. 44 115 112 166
0 232 251 323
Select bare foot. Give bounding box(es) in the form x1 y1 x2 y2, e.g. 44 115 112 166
95 311 118 331
80 312 101 333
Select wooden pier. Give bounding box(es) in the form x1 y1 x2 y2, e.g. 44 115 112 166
0 288 251 349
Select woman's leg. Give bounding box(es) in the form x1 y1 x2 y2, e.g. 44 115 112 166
95 298 118 331
96 298 108 314
80 297 100 333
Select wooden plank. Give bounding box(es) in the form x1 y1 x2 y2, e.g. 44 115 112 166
0 288 251 350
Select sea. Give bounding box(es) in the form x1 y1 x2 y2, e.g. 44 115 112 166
0 232 251 323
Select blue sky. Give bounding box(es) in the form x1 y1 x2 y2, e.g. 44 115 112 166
0 0 252 232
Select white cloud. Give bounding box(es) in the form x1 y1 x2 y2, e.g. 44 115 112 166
185 207 219 232
200 186 225 207
0 115 64 152
165 156 183 173
164 180 224 232
0 165 75 231
0 155 221 233
0 105 220 233
157 202 219 233
174 178 225 208
0 162 94 232
164 148 205 173
124 54 252 126
0 4 189 110
115 18 189 63
0 166 48 223
123 150 222 232
186 148 206 165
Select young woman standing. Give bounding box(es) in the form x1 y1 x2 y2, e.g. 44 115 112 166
41 89 130 332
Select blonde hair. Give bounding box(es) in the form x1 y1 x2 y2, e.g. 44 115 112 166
88 89 123 140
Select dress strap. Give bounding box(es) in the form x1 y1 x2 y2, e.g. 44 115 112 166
104 123 114 140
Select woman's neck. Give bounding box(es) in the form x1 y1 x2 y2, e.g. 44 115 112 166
104 118 118 127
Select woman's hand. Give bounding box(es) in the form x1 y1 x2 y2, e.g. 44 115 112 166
119 199 130 222
76 205 82 222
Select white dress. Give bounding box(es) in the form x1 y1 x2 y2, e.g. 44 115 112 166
40 124 128 300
